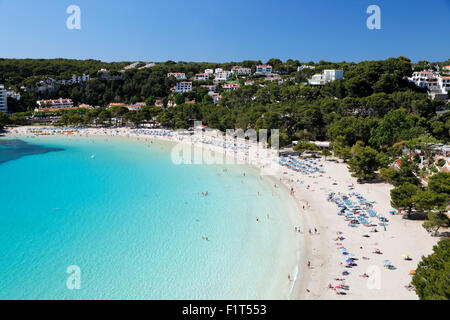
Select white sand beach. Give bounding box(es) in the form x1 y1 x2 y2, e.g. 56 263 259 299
4 126 440 300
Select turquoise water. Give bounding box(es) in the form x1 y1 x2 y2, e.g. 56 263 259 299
0 135 300 299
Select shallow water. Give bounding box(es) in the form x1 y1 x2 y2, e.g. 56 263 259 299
0 135 301 299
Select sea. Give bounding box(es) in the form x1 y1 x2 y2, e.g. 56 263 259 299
0 135 302 299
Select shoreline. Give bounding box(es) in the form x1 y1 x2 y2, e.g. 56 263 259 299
4 126 305 300
3 126 440 300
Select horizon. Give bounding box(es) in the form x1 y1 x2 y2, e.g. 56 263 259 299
1 0 449 63
1 55 448 64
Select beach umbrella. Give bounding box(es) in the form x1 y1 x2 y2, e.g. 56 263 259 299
346 258 353 263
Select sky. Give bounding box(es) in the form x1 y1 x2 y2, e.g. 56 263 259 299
0 0 449 63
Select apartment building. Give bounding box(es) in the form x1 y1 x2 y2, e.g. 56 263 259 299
222 82 240 91
200 84 217 92
255 65 273 75
36 98 74 108
194 73 210 81
215 70 233 81
308 70 344 85
0 84 7 113
167 72 187 80
176 81 193 93
438 76 450 93
231 66 251 75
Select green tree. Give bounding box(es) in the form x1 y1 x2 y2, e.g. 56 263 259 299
293 141 318 154
0 112 10 129
422 212 450 235
145 96 156 107
382 156 421 187
413 190 448 213
174 93 185 105
332 135 352 162
348 146 381 180
428 172 450 195
390 183 420 218
322 149 332 160
412 238 450 300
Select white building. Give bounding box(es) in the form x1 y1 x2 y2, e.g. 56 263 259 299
298 65 315 71
194 73 210 81
231 66 251 75
201 84 217 92
308 69 344 85
127 102 146 111
438 76 450 94
408 71 449 98
223 82 240 91
443 65 450 72
0 85 7 113
308 74 327 86
204 69 214 75
214 68 223 74
176 81 192 93
167 72 187 80
255 65 273 75
215 70 233 81
245 80 254 86
36 98 74 108
323 70 344 81
408 71 438 89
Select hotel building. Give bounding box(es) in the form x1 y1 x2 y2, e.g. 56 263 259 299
308 70 344 85
36 98 74 109
222 83 240 91
255 65 273 75
0 85 7 113
194 73 210 81
176 81 193 93
167 72 187 80
231 66 252 75
214 70 233 81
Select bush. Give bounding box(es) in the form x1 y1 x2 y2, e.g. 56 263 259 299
412 238 450 300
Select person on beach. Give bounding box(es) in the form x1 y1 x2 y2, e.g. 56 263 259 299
360 273 369 278
307 261 311 268
314 228 317 233
288 274 291 281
